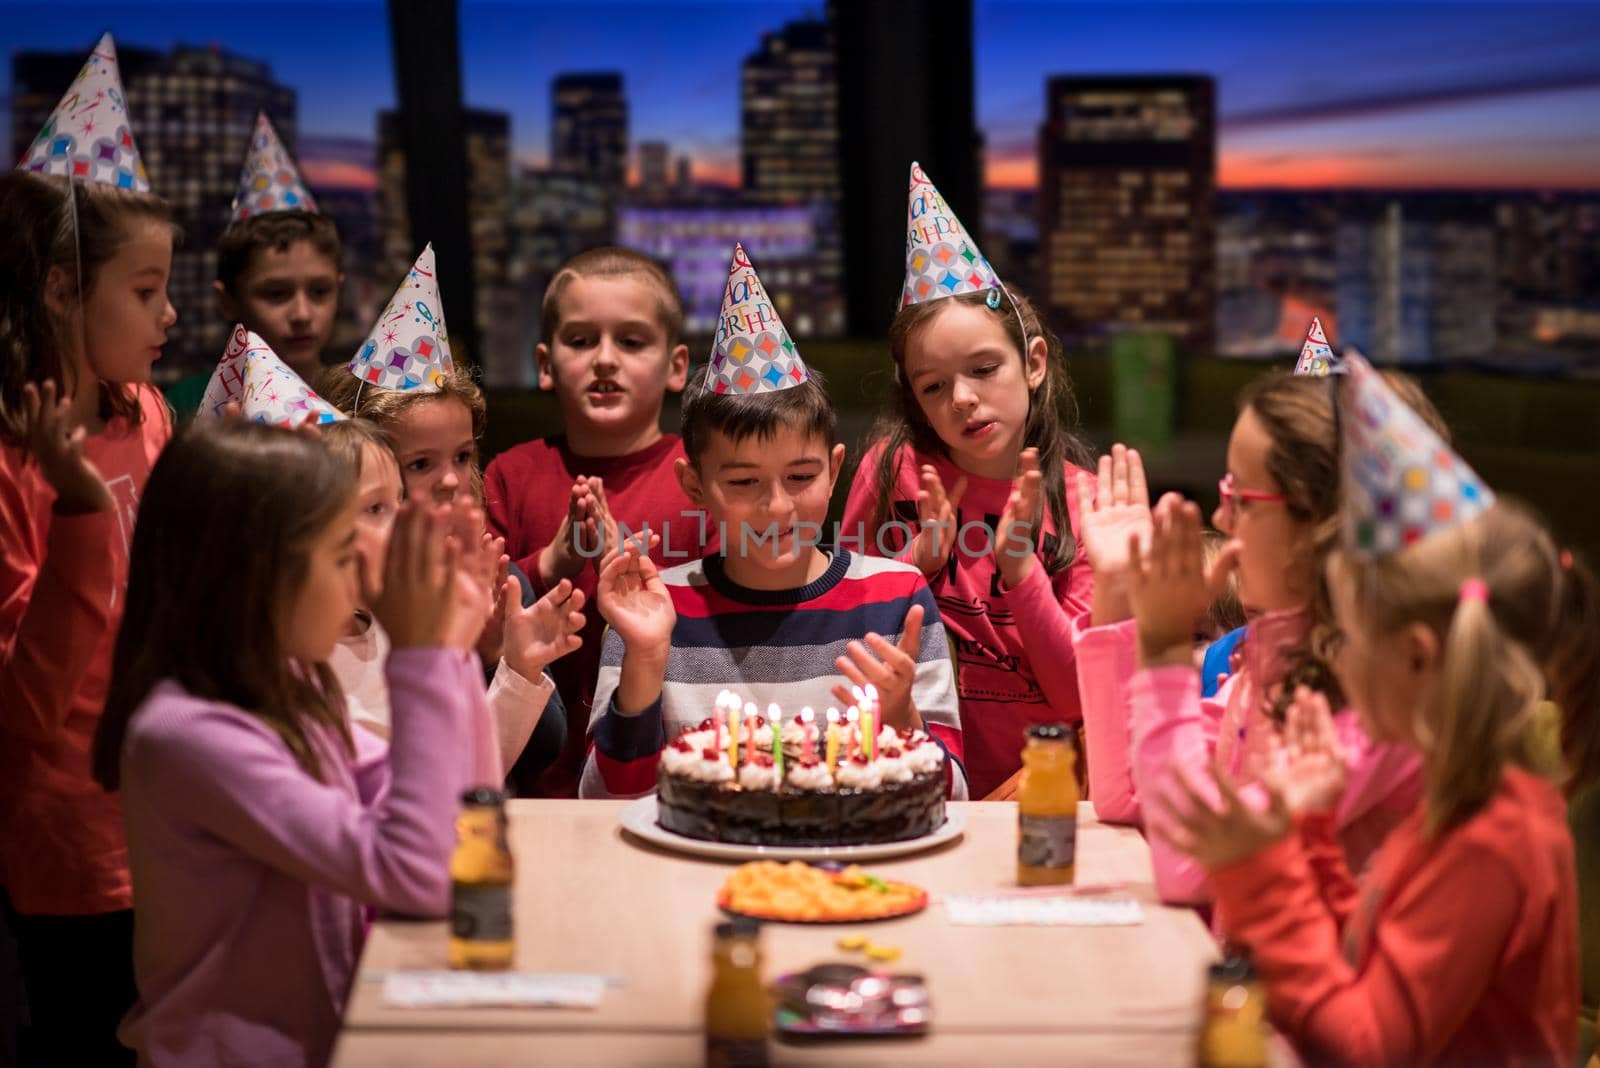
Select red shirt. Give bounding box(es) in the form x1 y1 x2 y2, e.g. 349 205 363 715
1213 768 1578 1067
841 443 1094 799
0 386 170 914
483 433 713 797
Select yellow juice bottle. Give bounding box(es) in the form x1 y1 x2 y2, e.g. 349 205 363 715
448 787 514 970
1017 722 1079 886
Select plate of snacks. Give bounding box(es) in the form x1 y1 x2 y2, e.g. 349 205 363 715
716 861 928 923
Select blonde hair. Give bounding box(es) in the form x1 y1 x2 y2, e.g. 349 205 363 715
1331 501 1599 836
540 245 684 347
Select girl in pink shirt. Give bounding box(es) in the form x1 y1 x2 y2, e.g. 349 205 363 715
93 421 501 1067
0 169 177 1065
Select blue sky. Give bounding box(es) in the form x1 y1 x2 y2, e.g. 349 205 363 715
7 0 1599 188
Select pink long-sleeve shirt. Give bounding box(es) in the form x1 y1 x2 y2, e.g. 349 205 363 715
841 443 1094 798
116 648 495 1068
1071 609 1422 905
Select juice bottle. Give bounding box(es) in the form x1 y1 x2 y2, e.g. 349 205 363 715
1017 722 1078 886
448 787 514 970
704 918 769 1067
1197 953 1268 1067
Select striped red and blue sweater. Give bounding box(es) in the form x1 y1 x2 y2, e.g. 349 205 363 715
579 548 967 799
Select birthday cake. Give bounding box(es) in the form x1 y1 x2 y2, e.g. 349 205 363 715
656 695 947 847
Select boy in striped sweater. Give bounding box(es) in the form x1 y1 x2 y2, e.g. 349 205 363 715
578 250 965 799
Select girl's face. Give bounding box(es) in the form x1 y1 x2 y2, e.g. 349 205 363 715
352 443 403 591
1213 405 1312 614
902 301 1045 480
1327 556 1436 743
389 397 477 504
79 217 178 384
282 499 362 664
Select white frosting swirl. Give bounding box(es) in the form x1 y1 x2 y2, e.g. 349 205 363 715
906 741 944 776
835 759 884 790
675 751 734 784
660 744 700 776
737 762 780 791
786 761 832 792
876 753 914 783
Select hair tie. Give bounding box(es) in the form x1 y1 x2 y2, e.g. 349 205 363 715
1560 549 1573 572
985 288 1001 310
1458 577 1489 604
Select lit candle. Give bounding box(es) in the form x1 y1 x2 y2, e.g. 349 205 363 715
742 702 758 767
799 707 816 763
846 707 859 758
771 717 784 782
728 696 741 768
825 707 841 776
713 691 728 750
863 704 876 761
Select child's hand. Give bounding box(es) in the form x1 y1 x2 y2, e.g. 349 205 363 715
445 500 497 652
1155 765 1291 871
597 543 675 654
582 476 619 570
1266 687 1348 815
501 576 585 680
22 380 113 514
909 465 966 580
1127 497 1238 667
365 500 459 650
537 478 597 587
832 603 926 732
994 448 1043 588
1077 444 1153 624
474 530 511 665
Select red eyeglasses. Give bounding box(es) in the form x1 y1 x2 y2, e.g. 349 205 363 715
1217 473 1287 523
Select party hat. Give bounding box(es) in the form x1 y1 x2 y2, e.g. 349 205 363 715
230 112 318 222
901 161 1000 308
15 32 149 191
1294 317 1338 377
1340 352 1492 556
349 244 454 393
200 324 344 427
706 244 809 396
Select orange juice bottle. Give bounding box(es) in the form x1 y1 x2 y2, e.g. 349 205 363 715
1197 954 1268 1067
448 787 514 970
1017 722 1078 886
704 918 769 1067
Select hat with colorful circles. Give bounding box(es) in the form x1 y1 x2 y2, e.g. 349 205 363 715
200 324 345 427
706 243 809 395
15 32 149 192
230 112 318 222
1294 316 1339 377
900 161 1000 309
1339 351 1492 556
349 244 454 393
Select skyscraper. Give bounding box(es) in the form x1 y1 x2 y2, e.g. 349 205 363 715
551 73 627 215
638 140 670 201
1039 75 1216 352
12 43 295 377
377 108 512 381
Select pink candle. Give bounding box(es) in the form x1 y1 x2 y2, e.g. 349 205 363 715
713 690 729 742
845 707 860 757
799 707 816 762
743 701 758 761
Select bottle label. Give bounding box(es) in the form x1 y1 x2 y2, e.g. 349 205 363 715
705 1036 768 1068
451 883 512 942
1018 813 1076 868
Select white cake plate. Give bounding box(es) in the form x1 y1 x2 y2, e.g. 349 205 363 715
618 795 966 863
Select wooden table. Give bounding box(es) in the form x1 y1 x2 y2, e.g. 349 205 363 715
333 800 1227 1066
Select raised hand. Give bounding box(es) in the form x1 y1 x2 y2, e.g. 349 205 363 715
832 603 926 731
1266 687 1348 815
474 529 511 665
501 576 585 681
597 543 675 653
22 380 113 514
909 465 967 580
537 478 594 587
1154 765 1291 871
445 499 498 653
1076 443 1154 623
994 448 1044 587
1127 497 1238 667
365 501 462 650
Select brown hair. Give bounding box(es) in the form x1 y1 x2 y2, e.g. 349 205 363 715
216 211 341 295
95 420 356 790
867 288 1093 576
320 417 401 489
0 171 178 442
680 365 836 464
316 363 486 498
1331 501 1600 835
540 245 684 348
1199 529 1248 638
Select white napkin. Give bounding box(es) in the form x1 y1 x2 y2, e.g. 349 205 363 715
943 893 1144 927
381 971 608 1009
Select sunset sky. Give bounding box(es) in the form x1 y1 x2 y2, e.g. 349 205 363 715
8 0 1600 191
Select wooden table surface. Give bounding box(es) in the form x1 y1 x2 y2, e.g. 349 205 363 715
333 799 1233 1066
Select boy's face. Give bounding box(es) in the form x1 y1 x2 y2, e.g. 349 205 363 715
537 275 689 436
215 239 341 380
677 424 844 576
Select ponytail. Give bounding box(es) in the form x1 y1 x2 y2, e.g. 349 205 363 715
1548 548 1600 792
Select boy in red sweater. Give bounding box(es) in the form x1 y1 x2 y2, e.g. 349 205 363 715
484 247 710 796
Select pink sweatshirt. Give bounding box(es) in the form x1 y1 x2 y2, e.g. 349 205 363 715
1072 609 1422 905
841 443 1094 798
116 648 496 1067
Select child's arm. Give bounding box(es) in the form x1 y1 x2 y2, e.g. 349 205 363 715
580 547 675 798
488 576 584 773
1070 612 1142 822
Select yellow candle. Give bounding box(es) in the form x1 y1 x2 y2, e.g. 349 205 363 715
728 703 741 768
863 706 876 760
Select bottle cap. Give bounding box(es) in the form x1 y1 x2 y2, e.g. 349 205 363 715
1208 953 1258 983
714 918 761 940
1025 722 1072 741
460 786 507 807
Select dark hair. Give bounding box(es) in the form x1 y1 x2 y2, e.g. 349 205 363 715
216 211 341 295
94 420 356 790
540 245 684 347
868 287 1093 576
0 171 178 442
680 365 836 465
